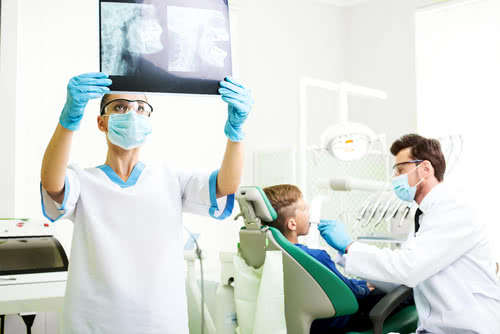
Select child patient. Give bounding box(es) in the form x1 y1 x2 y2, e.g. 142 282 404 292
262 184 409 334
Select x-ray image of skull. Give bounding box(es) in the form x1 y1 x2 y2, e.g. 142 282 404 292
197 14 229 68
101 3 164 75
167 6 230 73
126 12 164 55
100 0 232 94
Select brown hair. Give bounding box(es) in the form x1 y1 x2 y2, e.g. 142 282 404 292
390 134 446 182
262 184 303 234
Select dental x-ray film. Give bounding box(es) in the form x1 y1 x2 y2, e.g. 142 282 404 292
100 0 232 95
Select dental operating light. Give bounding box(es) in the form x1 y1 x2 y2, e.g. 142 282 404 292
321 121 376 161
320 82 387 161
298 78 387 195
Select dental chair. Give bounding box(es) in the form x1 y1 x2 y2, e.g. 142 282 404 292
235 186 418 334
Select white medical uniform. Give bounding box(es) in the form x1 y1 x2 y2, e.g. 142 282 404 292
345 183 500 334
40 162 233 334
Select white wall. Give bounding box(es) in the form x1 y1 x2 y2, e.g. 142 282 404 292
346 0 418 146
235 0 349 183
415 0 500 261
14 0 101 220
0 0 18 218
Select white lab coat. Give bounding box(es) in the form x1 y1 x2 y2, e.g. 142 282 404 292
41 163 232 334
345 183 500 334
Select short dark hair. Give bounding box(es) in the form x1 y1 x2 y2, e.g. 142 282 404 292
390 134 446 182
262 184 303 234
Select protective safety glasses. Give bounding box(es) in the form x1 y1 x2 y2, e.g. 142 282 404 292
100 99 153 117
392 159 423 176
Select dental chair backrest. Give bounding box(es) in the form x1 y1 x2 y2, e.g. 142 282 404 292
235 186 359 334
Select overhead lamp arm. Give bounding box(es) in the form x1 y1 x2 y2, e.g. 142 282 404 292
338 82 388 123
297 77 388 196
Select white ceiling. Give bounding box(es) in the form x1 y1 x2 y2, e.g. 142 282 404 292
314 0 371 7
229 0 371 8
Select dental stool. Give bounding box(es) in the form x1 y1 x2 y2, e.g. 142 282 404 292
235 186 418 334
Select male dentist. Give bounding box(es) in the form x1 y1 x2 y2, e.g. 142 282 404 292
318 134 500 333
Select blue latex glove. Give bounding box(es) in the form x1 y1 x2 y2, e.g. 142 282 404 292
219 76 253 142
318 219 353 254
59 72 112 131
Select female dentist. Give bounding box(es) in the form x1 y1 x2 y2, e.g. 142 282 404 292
40 72 252 334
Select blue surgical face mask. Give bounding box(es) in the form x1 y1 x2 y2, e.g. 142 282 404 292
107 111 152 150
391 164 425 202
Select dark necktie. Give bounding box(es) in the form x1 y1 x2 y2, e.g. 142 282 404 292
414 208 423 234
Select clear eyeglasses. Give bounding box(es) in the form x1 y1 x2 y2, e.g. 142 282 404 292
392 159 423 176
100 99 153 117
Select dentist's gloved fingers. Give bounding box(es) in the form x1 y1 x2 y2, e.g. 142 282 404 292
71 77 113 86
219 84 249 99
318 226 331 234
59 72 111 131
218 89 248 103
221 76 252 141
73 85 110 94
224 76 245 88
319 219 340 227
71 87 109 104
73 72 109 79
84 93 109 100
218 87 242 97
219 80 250 97
221 96 249 112
318 222 333 229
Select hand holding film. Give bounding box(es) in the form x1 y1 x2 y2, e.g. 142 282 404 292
59 72 112 131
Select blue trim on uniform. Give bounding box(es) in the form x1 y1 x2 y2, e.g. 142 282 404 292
208 169 235 220
219 194 235 219
60 175 70 210
40 175 70 223
209 170 219 210
97 161 145 188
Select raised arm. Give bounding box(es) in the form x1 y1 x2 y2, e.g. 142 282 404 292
41 125 75 203
217 140 244 197
216 77 253 198
41 72 111 203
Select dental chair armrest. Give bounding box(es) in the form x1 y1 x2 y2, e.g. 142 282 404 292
369 285 413 334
